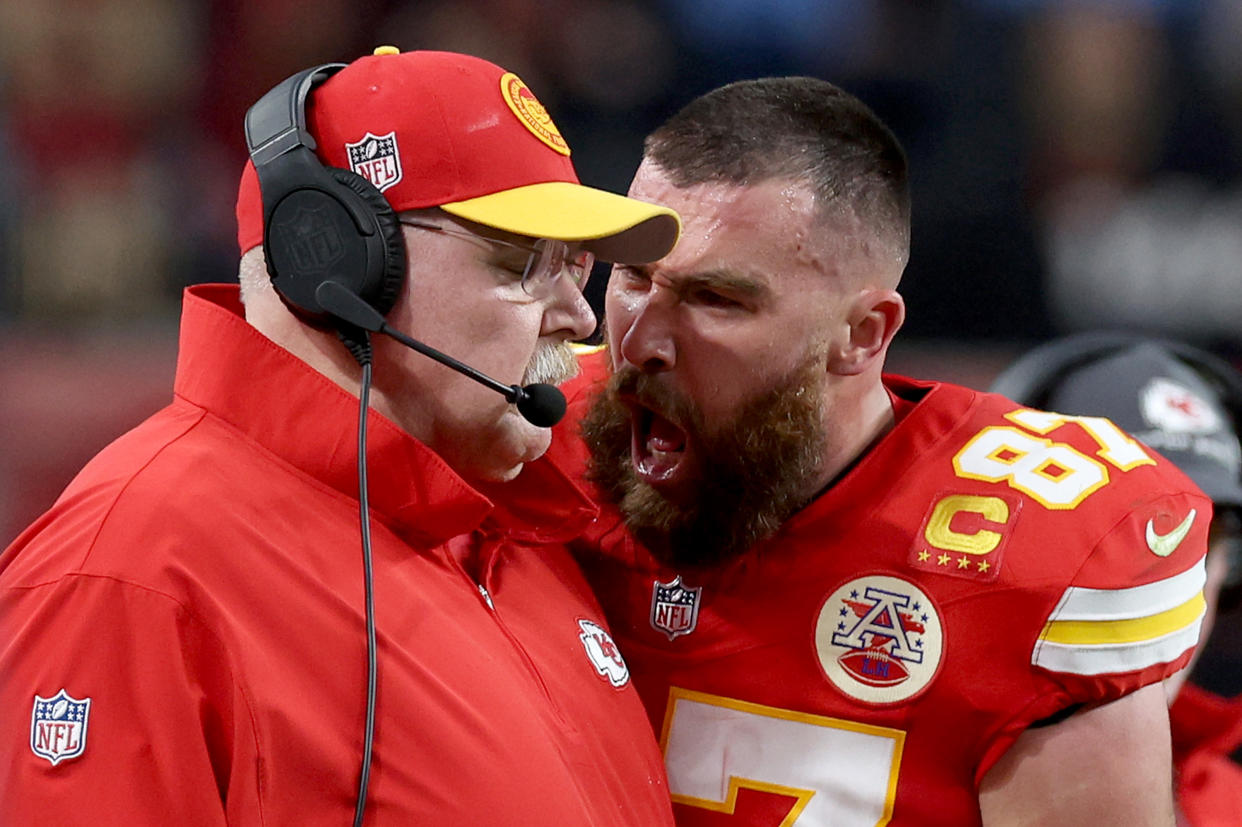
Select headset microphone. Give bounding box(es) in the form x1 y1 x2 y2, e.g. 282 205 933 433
315 281 567 427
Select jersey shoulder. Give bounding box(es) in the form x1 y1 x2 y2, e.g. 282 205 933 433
897 380 1210 683
904 380 1211 578
949 383 1210 546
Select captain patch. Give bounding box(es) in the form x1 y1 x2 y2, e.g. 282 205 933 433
909 491 1022 581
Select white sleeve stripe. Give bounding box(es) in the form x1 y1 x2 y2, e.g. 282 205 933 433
1032 617 1202 676
1047 557 1206 622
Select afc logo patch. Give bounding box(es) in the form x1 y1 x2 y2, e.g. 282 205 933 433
346 131 403 192
650 575 702 640
31 689 92 766
814 575 944 705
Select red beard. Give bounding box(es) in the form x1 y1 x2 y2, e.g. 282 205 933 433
582 360 828 568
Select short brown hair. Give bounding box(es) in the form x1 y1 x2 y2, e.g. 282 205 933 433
645 77 911 266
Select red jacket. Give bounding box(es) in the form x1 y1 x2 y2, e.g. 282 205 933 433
1 285 674 825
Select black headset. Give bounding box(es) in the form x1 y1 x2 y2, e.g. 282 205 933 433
245 64 405 826
244 64 407 322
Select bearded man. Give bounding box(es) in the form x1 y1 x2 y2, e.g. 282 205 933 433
553 76 1211 826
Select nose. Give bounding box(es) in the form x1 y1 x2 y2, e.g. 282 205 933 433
616 290 675 373
545 281 598 342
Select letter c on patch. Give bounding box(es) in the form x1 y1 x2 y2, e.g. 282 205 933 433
924 494 1010 555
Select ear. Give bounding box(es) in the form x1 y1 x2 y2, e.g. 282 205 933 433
828 288 905 376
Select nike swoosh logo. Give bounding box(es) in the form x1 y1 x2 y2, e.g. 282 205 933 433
1145 509 1197 557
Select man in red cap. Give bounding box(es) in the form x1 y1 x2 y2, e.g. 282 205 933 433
0 48 680 824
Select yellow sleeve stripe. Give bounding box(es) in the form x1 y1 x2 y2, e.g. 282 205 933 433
1038 592 1205 646
1032 619 1201 676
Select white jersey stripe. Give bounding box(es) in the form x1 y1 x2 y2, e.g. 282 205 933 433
1032 615 1203 676
1044 557 1206 622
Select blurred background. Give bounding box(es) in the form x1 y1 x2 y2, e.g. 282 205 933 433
2 0 1242 550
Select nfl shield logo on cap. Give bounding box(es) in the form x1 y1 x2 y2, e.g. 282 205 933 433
650 575 702 640
30 689 92 766
346 131 403 192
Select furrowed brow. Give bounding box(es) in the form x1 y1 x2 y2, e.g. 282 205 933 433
677 269 768 299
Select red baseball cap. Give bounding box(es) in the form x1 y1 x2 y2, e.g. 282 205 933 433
236 47 679 262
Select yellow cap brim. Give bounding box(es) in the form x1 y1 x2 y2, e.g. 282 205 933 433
440 181 681 264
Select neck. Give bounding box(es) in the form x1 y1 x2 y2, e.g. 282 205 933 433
810 375 895 498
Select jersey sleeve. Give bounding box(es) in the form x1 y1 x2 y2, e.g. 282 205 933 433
1 572 244 824
1031 488 1211 700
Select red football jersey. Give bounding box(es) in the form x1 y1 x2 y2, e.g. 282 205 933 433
559 350 1211 826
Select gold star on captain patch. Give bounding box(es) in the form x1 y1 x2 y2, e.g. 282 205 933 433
937 553 951 566
978 560 991 573
918 550 931 562
957 556 971 569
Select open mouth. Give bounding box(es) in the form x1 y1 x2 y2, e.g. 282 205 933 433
629 403 691 488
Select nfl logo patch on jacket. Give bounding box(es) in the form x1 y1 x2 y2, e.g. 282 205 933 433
30 689 91 766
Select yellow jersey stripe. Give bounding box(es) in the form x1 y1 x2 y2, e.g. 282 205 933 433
1039 592 1206 646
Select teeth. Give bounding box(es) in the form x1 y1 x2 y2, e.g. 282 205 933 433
637 449 681 481
630 404 688 484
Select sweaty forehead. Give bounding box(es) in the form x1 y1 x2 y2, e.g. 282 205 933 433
630 165 815 225
629 165 829 280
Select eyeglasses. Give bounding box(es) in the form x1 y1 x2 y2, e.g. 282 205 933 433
398 219 594 299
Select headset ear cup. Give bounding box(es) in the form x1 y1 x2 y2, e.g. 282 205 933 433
327 168 408 317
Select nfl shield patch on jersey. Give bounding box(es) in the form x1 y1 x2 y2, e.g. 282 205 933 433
30 689 92 766
650 576 702 640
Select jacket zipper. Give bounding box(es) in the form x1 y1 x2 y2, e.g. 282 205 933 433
456 543 571 726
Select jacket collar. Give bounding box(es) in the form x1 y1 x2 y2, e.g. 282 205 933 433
173 284 594 548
